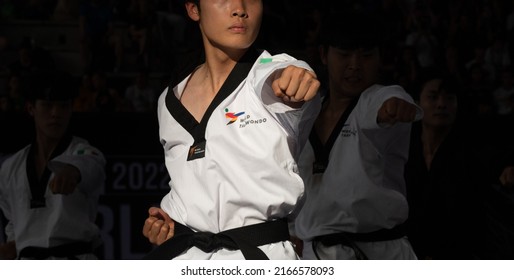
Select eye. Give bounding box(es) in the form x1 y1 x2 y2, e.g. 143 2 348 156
361 51 375 58
39 101 52 109
446 95 457 102
338 51 352 58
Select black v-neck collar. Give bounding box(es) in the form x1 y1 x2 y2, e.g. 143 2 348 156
165 48 261 146
26 134 73 208
310 97 359 174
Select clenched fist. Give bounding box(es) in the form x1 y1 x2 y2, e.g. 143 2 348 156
271 65 320 104
49 164 81 195
377 97 418 125
142 207 175 246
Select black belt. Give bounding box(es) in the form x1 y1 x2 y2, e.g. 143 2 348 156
143 219 290 260
18 241 95 260
312 224 407 260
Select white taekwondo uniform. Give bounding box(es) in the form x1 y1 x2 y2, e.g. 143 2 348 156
156 49 321 259
0 136 106 259
295 84 422 260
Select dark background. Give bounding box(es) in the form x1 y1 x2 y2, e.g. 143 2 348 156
1 0 514 259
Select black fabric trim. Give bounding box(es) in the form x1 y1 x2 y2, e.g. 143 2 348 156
310 98 359 174
312 224 407 260
165 48 262 146
142 218 290 260
18 241 94 259
27 133 73 208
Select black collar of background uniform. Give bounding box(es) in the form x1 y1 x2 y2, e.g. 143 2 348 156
26 133 73 208
310 96 359 174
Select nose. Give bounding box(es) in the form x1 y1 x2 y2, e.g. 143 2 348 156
231 0 248 18
347 53 362 70
436 96 448 109
49 104 61 116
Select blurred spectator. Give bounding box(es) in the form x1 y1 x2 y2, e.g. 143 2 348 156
124 70 155 112
0 0 17 21
0 34 13 76
447 12 476 69
463 63 496 119
492 66 514 116
126 0 156 69
378 0 408 47
405 71 487 259
8 38 55 79
444 45 466 84
466 42 497 83
405 13 439 70
0 88 7 113
91 71 132 112
394 45 421 94
73 72 96 112
19 0 56 21
155 0 186 49
508 1 514 33
52 0 79 22
79 0 123 72
3 72 27 113
485 34 512 80
0 93 9 112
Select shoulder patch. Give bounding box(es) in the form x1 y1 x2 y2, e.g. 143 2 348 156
74 147 100 156
259 58 273 64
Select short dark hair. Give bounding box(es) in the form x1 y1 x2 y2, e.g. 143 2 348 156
26 71 76 102
413 67 462 101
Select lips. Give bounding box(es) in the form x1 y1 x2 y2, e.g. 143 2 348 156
433 113 450 117
229 24 247 33
48 121 64 127
345 76 361 83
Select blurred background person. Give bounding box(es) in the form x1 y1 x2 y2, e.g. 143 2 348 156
0 70 106 259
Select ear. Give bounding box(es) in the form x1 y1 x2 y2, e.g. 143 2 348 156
185 2 200 21
26 101 35 117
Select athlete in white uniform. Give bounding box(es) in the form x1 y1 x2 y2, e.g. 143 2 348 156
0 72 106 260
142 0 321 260
293 10 422 260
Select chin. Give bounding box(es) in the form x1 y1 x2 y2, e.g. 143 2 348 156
45 128 67 139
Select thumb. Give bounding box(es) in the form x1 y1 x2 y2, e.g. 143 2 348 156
148 207 165 218
377 98 401 125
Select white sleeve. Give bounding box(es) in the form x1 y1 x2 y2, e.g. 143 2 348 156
251 52 315 113
359 85 423 131
357 85 422 157
0 165 13 242
250 52 322 158
48 139 106 195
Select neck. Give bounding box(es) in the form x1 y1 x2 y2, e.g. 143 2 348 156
202 45 247 93
421 124 452 154
325 91 356 113
35 133 61 162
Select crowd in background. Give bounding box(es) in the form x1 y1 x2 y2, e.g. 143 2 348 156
0 0 513 260
0 0 512 119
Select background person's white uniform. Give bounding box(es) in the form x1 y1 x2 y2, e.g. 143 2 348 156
295 85 421 260
0 137 106 259
157 50 320 260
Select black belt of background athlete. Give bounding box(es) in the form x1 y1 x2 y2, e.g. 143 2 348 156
312 224 406 260
143 219 290 260
18 241 94 260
